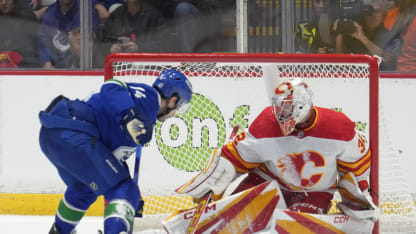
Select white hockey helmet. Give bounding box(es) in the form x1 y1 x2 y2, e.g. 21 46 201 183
271 78 313 135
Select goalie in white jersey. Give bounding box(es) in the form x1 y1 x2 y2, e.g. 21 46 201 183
176 78 377 222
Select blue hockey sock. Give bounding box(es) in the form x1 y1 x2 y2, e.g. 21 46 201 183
104 199 134 234
104 179 142 234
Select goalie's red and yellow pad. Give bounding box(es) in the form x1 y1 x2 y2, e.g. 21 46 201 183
163 180 287 233
163 179 374 234
273 210 374 234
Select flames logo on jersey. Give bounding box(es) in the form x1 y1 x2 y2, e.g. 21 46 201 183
277 151 325 189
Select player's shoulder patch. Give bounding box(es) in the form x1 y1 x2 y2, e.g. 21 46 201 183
249 106 284 138
312 107 356 141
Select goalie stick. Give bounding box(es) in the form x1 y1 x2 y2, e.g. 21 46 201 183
186 125 240 234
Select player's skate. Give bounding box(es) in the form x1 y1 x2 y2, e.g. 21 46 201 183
48 223 77 234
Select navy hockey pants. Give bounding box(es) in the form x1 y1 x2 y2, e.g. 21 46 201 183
39 126 131 196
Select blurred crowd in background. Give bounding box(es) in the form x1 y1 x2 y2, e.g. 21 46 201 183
0 0 415 72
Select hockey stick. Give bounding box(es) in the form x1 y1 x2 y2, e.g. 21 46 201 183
186 125 240 234
133 145 144 217
186 192 211 234
133 145 142 184
102 145 143 232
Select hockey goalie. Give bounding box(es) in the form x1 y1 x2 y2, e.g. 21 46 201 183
163 78 379 233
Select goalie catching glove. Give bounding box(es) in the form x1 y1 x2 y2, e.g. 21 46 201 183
175 149 237 201
336 172 380 222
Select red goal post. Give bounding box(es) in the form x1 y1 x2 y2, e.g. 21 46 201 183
104 53 381 232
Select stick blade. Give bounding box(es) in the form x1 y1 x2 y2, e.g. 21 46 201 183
186 192 212 234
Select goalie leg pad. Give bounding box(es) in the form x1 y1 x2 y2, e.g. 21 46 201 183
175 149 236 200
164 180 287 234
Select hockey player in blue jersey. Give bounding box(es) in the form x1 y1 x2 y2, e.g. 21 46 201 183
38 69 192 234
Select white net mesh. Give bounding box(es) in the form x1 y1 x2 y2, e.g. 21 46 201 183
378 105 416 233
106 54 416 233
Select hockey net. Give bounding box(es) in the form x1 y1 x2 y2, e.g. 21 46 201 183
104 53 416 233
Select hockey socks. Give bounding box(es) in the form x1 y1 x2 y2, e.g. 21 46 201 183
104 199 135 234
54 197 87 234
54 188 97 234
104 180 142 234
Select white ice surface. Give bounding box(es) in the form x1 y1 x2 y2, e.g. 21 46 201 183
0 215 166 234
0 215 102 234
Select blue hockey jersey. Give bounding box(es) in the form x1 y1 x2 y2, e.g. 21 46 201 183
39 79 160 154
38 80 159 198
87 80 160 150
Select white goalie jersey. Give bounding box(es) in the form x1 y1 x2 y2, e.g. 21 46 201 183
221 106 371 193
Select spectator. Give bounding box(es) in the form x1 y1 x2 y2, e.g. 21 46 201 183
96 0 124 17
93 0 126 22
55 27 102 68
333 1 398 70
101 0 173 55
383 0 416 71
386 0 398 11
24 0 49 20
94 1 110 21
38 0 99 69
33 0 107 21
189 0 236 52
0 0 40 68
295 0 336 53
25 0 40 9
152 0 200 52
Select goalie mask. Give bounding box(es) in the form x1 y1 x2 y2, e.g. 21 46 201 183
271 78 313 135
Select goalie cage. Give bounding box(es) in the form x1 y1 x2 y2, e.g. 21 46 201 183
104 53 416 234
